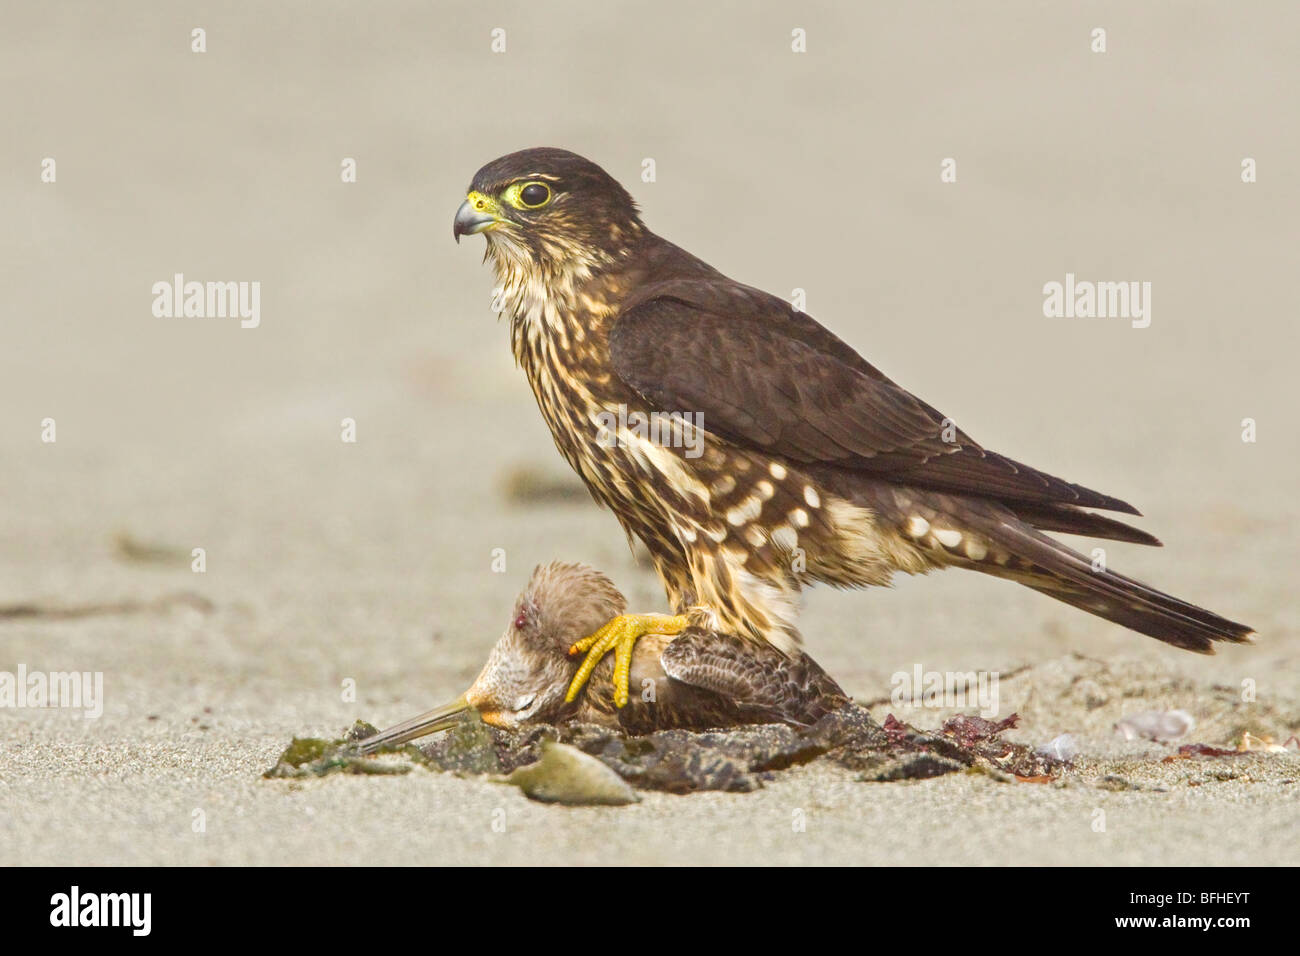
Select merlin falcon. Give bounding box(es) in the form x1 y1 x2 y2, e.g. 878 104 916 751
452 147 1253 708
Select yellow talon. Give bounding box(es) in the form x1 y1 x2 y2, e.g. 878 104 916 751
565 613 689 708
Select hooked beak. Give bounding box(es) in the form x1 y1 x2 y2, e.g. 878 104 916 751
355 693 471 754
453 192 501 242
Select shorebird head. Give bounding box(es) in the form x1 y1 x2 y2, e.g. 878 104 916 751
356 562 626 752
465 561 627 729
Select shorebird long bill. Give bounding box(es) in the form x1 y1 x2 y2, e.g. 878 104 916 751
356 693 470 754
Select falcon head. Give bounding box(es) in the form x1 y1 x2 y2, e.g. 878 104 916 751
453 148 643 271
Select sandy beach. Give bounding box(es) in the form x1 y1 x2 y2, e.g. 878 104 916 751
1 1 1296 866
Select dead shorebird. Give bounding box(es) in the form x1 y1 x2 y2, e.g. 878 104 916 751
357 562 848 754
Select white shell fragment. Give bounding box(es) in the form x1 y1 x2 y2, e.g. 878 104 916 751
1113 709 1195 742
499 739 639 805
1035 733 1079 761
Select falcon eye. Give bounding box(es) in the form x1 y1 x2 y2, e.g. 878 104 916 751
517 182 551 208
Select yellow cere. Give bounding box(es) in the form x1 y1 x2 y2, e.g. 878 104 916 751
465 190 504 219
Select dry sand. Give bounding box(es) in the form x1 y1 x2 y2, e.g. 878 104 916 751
1 2 1297 865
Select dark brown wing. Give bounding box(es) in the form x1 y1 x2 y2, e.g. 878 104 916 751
610 276 1140 515
660 628 849 727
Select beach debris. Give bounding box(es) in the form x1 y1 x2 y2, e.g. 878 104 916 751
267 703 1065 794
1036 733 1079 762
420 711 505 774
1162 743 1239 761
940 713 1020 747
561 720 839 792
449 719 836 793
1237 733 1299 754
517 706 1052 791
1159 733 1300 762
263 721 430 778
1114 709 1194 742
499 739 638 805
868 753 968 781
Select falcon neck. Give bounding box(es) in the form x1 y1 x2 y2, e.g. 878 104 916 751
500 253 637 379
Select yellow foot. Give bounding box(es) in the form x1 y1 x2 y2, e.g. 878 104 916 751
565 613 689 708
